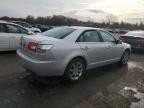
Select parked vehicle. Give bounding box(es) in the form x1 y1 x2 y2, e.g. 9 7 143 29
32 24 53 32
0 21 34 51
120 31 144 50
12 21 41 33
114 29 129 34
17 26 131 81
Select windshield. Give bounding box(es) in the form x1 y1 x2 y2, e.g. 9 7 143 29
42 27 76 39
22 23 32 28
125 31 144 36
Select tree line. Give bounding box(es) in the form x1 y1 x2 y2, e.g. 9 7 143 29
0 15 144 30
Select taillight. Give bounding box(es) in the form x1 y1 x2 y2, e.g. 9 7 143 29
37 44 53 53
28 42 38 52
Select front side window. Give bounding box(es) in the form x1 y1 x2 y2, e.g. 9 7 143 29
99 31 115 42
78 30 100 42
42 27 76 39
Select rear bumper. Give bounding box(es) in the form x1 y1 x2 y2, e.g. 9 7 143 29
17 50 66 77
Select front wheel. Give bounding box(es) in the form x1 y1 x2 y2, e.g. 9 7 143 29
119 50 130 65
64 58 85 82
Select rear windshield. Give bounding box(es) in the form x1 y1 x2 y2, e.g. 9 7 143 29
125 31 144 36
42 27 76 39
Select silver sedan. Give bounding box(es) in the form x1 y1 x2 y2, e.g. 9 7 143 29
17 26 131 81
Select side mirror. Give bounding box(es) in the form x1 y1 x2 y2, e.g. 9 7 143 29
116 39 122 44
28 31 34 35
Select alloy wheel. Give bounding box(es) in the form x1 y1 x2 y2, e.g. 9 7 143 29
122 51 129 65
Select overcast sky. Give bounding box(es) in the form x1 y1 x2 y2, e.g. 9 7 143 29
0 0 144 23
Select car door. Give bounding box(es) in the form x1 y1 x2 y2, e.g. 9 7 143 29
98 30 123 62
77 30 107 69
4 24 29 49
0 23 10 49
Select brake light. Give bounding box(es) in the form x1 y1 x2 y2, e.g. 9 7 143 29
37 44 53 53
28 42 38 52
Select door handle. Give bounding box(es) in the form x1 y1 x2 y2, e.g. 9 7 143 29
82 46 89 50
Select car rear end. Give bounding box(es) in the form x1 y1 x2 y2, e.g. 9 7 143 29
120 31 144 49
17 27 77 77
17 35 66 76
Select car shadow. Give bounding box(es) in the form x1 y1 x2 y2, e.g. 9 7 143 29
0 51 16 55
20 63 128 90
15 63 129 108
132 49 144 55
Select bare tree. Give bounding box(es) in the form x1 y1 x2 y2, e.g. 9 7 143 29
105 14 118 24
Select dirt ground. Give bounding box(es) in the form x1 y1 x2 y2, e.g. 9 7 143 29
0 51 144 108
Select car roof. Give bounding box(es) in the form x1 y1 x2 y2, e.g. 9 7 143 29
0 20 17 25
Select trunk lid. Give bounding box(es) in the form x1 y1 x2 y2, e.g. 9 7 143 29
120 35 137 43
21 34 60 60
23 34 60 43
120 35 144 47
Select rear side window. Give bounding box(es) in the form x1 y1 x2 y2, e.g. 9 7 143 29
42 27 76 39
78 30 101 42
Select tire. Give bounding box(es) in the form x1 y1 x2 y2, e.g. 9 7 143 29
64 58 85 82
119 50 130 65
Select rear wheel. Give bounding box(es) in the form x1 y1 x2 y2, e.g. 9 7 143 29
119 50 130 65
64 58 85 82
